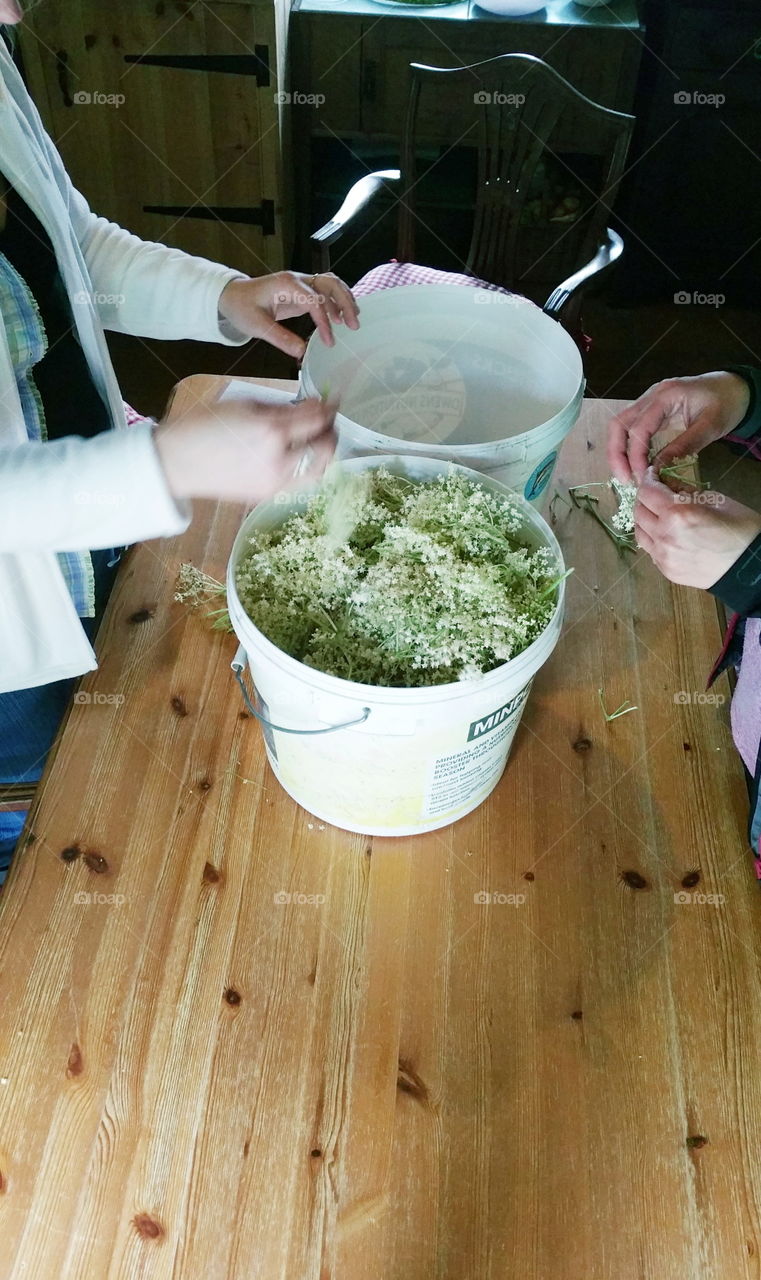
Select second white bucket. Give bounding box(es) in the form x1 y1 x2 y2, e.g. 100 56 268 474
301 284 585 506
228 455 565 837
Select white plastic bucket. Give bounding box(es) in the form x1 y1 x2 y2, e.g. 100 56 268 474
227 455 565 837
300 284 584 506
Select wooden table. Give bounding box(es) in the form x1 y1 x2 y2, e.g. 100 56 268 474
1 378 758 1280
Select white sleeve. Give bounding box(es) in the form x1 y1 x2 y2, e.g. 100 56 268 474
0 423 191 552
70 190 250 344
8 43 250 345
73 197 250 343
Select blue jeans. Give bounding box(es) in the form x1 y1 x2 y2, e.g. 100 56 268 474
0 550 120 881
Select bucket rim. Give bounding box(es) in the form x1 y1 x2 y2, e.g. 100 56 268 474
300 284 584 451
226 454 565 704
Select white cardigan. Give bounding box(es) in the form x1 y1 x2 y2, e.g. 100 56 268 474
0 38 248 693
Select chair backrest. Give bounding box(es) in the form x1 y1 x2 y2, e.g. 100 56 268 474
397 54 634 297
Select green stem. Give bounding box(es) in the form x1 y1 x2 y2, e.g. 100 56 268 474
570 490 635 556
536 567 574 600
598 687 638 721
658 459 708 488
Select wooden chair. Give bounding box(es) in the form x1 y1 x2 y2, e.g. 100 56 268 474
312 54 635 340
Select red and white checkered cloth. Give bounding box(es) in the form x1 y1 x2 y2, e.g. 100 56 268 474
352 261 591 354
123 400 151 426
352 260 517 300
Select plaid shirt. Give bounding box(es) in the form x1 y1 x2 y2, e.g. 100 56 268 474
0 251 94 617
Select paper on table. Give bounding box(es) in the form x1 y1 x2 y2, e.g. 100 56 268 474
218 378 329 497
217 379 298 408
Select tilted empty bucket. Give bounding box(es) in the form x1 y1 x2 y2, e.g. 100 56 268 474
300 284 584 506
227 455 565 837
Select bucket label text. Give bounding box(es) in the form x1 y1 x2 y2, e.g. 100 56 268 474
467 685 531 742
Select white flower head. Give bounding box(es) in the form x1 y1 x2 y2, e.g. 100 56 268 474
236 468 562 686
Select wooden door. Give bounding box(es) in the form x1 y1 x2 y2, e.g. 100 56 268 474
17 0 288 276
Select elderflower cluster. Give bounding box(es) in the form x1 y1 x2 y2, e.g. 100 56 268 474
608 453 699 543
174 563 231 630
609 478 637 538
235 468 562 687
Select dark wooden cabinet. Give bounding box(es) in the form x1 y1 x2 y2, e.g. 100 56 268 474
290 0 643 262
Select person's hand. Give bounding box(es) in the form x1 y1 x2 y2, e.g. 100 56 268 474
607 372 751 485
634 466 761 588
153 395 337 505
218 271 360 359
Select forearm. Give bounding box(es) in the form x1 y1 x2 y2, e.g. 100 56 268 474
69 189 248 344
709 532 761 617
723 365 761 451
0 425 190 552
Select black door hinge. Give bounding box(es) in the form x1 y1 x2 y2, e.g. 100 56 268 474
143 201 276 236
124 49 270 88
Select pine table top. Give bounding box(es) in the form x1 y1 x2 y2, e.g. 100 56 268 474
0 376 756 1280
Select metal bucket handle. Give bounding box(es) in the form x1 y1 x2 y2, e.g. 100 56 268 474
231 646 371 736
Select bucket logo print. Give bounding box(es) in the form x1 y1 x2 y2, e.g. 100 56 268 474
524 451 557 502
352 341 467 446
467 686 531 742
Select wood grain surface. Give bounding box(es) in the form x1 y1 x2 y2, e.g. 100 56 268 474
0 380 757 1280
18 2 289 274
